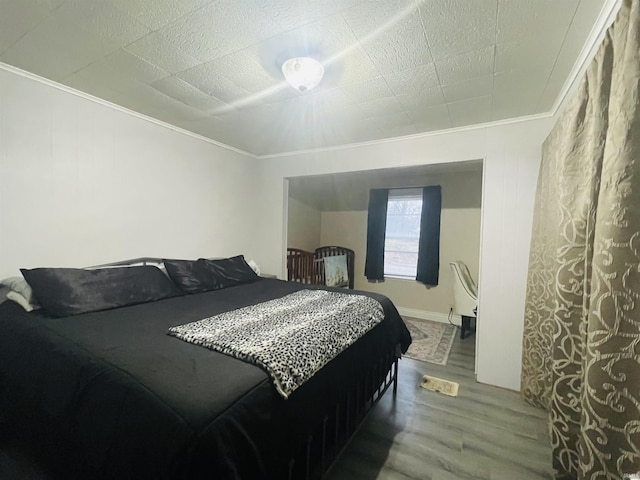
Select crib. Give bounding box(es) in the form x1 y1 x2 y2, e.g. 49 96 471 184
287 246 355 289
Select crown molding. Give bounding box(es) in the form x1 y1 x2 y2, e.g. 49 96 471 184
0 62 258 160
550 0 622 116
256 111 554 159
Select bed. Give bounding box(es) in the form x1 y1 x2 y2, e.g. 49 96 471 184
0 257 411 480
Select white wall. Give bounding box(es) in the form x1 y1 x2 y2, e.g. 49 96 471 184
286 197 321 252
255 118 554 391
0 67 258 277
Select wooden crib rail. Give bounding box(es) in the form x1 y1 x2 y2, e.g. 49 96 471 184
286 248 316 284
287 247 355 289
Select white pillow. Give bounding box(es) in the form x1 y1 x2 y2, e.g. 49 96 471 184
6 291 38 312
247 259 261 276
2 276 40 311
2 276 37 302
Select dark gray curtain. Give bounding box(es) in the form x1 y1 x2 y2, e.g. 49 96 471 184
364 189 388 281
416 186 441 286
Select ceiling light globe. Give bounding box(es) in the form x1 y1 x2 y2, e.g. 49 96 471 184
282 57 324 92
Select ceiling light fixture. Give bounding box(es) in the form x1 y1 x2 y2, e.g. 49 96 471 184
281 57 324 92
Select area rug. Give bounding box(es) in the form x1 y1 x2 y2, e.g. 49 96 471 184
420 375 459 397
402 317 456 366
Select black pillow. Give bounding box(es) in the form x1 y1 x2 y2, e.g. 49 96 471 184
163 259 208 294
164 255 258 294
20 266 182 317
199 255 258 290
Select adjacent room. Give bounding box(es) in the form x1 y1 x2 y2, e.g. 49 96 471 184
1 0 638 479
286 162 482 351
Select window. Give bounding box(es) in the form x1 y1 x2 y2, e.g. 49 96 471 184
384 190 423 278
365 185 441 286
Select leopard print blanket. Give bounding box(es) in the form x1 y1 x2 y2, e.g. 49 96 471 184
168 289 384 399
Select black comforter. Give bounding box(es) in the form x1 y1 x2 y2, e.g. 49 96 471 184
0 278 410 480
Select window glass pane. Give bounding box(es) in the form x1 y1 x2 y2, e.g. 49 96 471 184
384 252 418 277
384 195 422 278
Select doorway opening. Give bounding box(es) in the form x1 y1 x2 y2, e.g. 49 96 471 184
285 160 483 373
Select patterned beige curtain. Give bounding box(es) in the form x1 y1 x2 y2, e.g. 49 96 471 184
521 0 640 478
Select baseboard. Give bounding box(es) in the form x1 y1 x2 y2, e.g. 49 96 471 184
396 307 461 326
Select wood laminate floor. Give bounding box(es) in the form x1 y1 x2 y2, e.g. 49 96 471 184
325 333 553 480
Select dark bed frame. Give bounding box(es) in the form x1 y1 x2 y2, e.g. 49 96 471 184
1 354 398 480
72 257 400 479
288 352 398 479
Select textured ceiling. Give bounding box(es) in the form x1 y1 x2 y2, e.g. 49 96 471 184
0 0 607 156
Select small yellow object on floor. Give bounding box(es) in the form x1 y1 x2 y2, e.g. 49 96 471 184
420 375 459 397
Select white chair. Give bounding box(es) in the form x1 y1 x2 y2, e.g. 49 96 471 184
450 261 478 339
